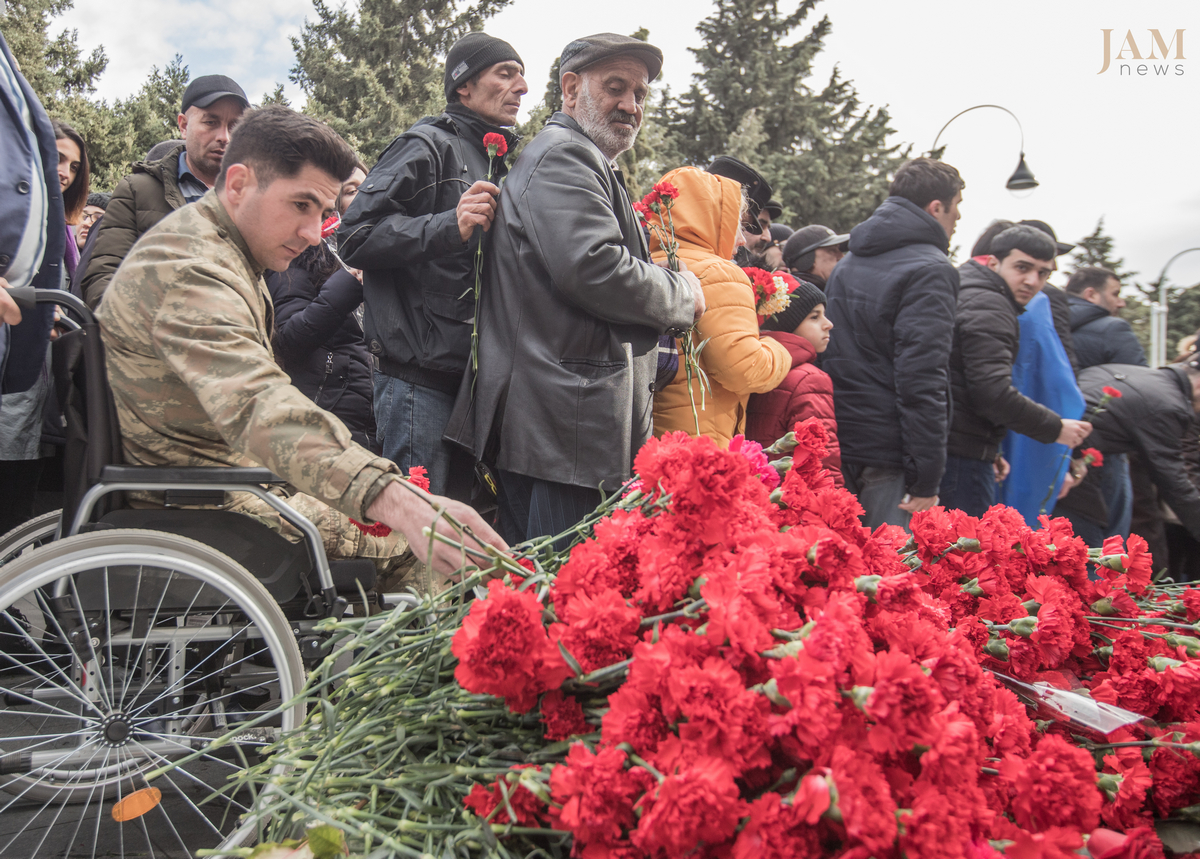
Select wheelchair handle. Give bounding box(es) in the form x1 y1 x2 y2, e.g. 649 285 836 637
7 287 96 325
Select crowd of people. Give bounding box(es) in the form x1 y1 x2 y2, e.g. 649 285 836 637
3 27 1199 588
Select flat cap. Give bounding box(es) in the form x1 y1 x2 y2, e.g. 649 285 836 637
559 33 664 82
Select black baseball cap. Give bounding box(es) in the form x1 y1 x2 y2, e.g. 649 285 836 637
1018 219 1075 257
181 75 249 114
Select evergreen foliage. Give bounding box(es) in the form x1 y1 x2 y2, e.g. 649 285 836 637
288 0 512 161
663 0 906 231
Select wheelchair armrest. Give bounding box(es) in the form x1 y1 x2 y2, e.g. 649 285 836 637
99 465 287 486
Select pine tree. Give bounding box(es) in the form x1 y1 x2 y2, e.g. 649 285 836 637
664 0 905 231
1 0 107 111
289 0 512 161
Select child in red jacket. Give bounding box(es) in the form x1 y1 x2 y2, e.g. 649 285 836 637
745 279 843 485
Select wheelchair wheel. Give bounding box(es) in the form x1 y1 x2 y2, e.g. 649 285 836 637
0 529 305 857
0 510 60 567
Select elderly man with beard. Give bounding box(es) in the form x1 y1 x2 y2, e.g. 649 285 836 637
446 33 704 544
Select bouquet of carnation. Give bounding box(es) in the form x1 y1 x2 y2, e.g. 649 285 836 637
185 420 1200 859
743 266 801 325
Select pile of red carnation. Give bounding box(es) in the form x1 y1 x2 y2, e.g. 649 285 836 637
450 421 1200 858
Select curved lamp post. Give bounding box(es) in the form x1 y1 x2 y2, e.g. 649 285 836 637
1151 247 1200 367
930 104 1039 192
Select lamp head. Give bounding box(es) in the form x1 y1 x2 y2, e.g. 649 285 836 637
1006 153 1039 191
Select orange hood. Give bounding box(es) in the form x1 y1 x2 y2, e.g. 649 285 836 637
647 166 742 262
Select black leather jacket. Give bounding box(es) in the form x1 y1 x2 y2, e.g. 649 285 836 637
338 104 518 388
445 113 695 490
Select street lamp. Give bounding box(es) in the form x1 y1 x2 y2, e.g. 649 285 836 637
1150 247 1200 367
930 104 1039 192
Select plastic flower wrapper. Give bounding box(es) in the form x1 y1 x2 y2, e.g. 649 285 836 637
743 265 800 324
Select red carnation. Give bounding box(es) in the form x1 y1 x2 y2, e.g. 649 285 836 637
482 132 508 158
407 465 430 491
652 180 680 202
830 745 898 854
463 766 547 826
552 588 641 673
348 517 392 537
550 745 655 848
1102 385 1123 399
732 792 824 859
1002 733 1103 833
451 579 572 713
1087 826 1166 859
631 758 745 856
632 200 651 221
540 689 590 741
1080 448 1104 468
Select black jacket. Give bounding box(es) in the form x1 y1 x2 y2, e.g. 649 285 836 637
1067 295 1147 369
822 196 959 497
265 249 376 451
338 104 518 389
947 261 1063 460
444 113 695 490
1058 364 1200 540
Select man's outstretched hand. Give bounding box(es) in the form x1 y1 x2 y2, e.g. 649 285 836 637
367 478 509 577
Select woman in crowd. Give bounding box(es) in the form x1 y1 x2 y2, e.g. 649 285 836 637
649 166 790 446
266 161 378 451
745 281 843 484
0 121 90 533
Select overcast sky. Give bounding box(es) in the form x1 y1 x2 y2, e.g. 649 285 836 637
56 0 1200 288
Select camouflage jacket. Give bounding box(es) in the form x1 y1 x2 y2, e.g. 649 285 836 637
97 191 399 520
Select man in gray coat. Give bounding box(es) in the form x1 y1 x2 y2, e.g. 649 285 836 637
446 33 702 544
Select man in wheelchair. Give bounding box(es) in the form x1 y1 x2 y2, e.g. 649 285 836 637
95 106 507 593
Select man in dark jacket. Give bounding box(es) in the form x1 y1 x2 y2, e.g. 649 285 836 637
823 157 964 529
942 225 1092 515
1067 267 1147 368
1061 266 1146 546
338 33 525 502
1058 362 1200 553
445 33 701 544
79 74 248 309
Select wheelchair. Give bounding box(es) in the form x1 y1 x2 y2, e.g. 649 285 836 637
0 288 415 857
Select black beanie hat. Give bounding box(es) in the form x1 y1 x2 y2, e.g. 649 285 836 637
761 278 827 333
445 33 524 102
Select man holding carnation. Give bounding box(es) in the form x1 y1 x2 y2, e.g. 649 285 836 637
941 224 1092 516
339 33 526 502
1059 361 1200 553
446 33 703 543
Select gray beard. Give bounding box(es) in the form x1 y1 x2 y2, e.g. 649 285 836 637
574 86 640 161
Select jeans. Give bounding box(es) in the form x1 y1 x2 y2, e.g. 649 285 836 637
1099 452 1132 539
939 455 996 517
842 463 912 530
373 373 472 501
496 470 601 549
